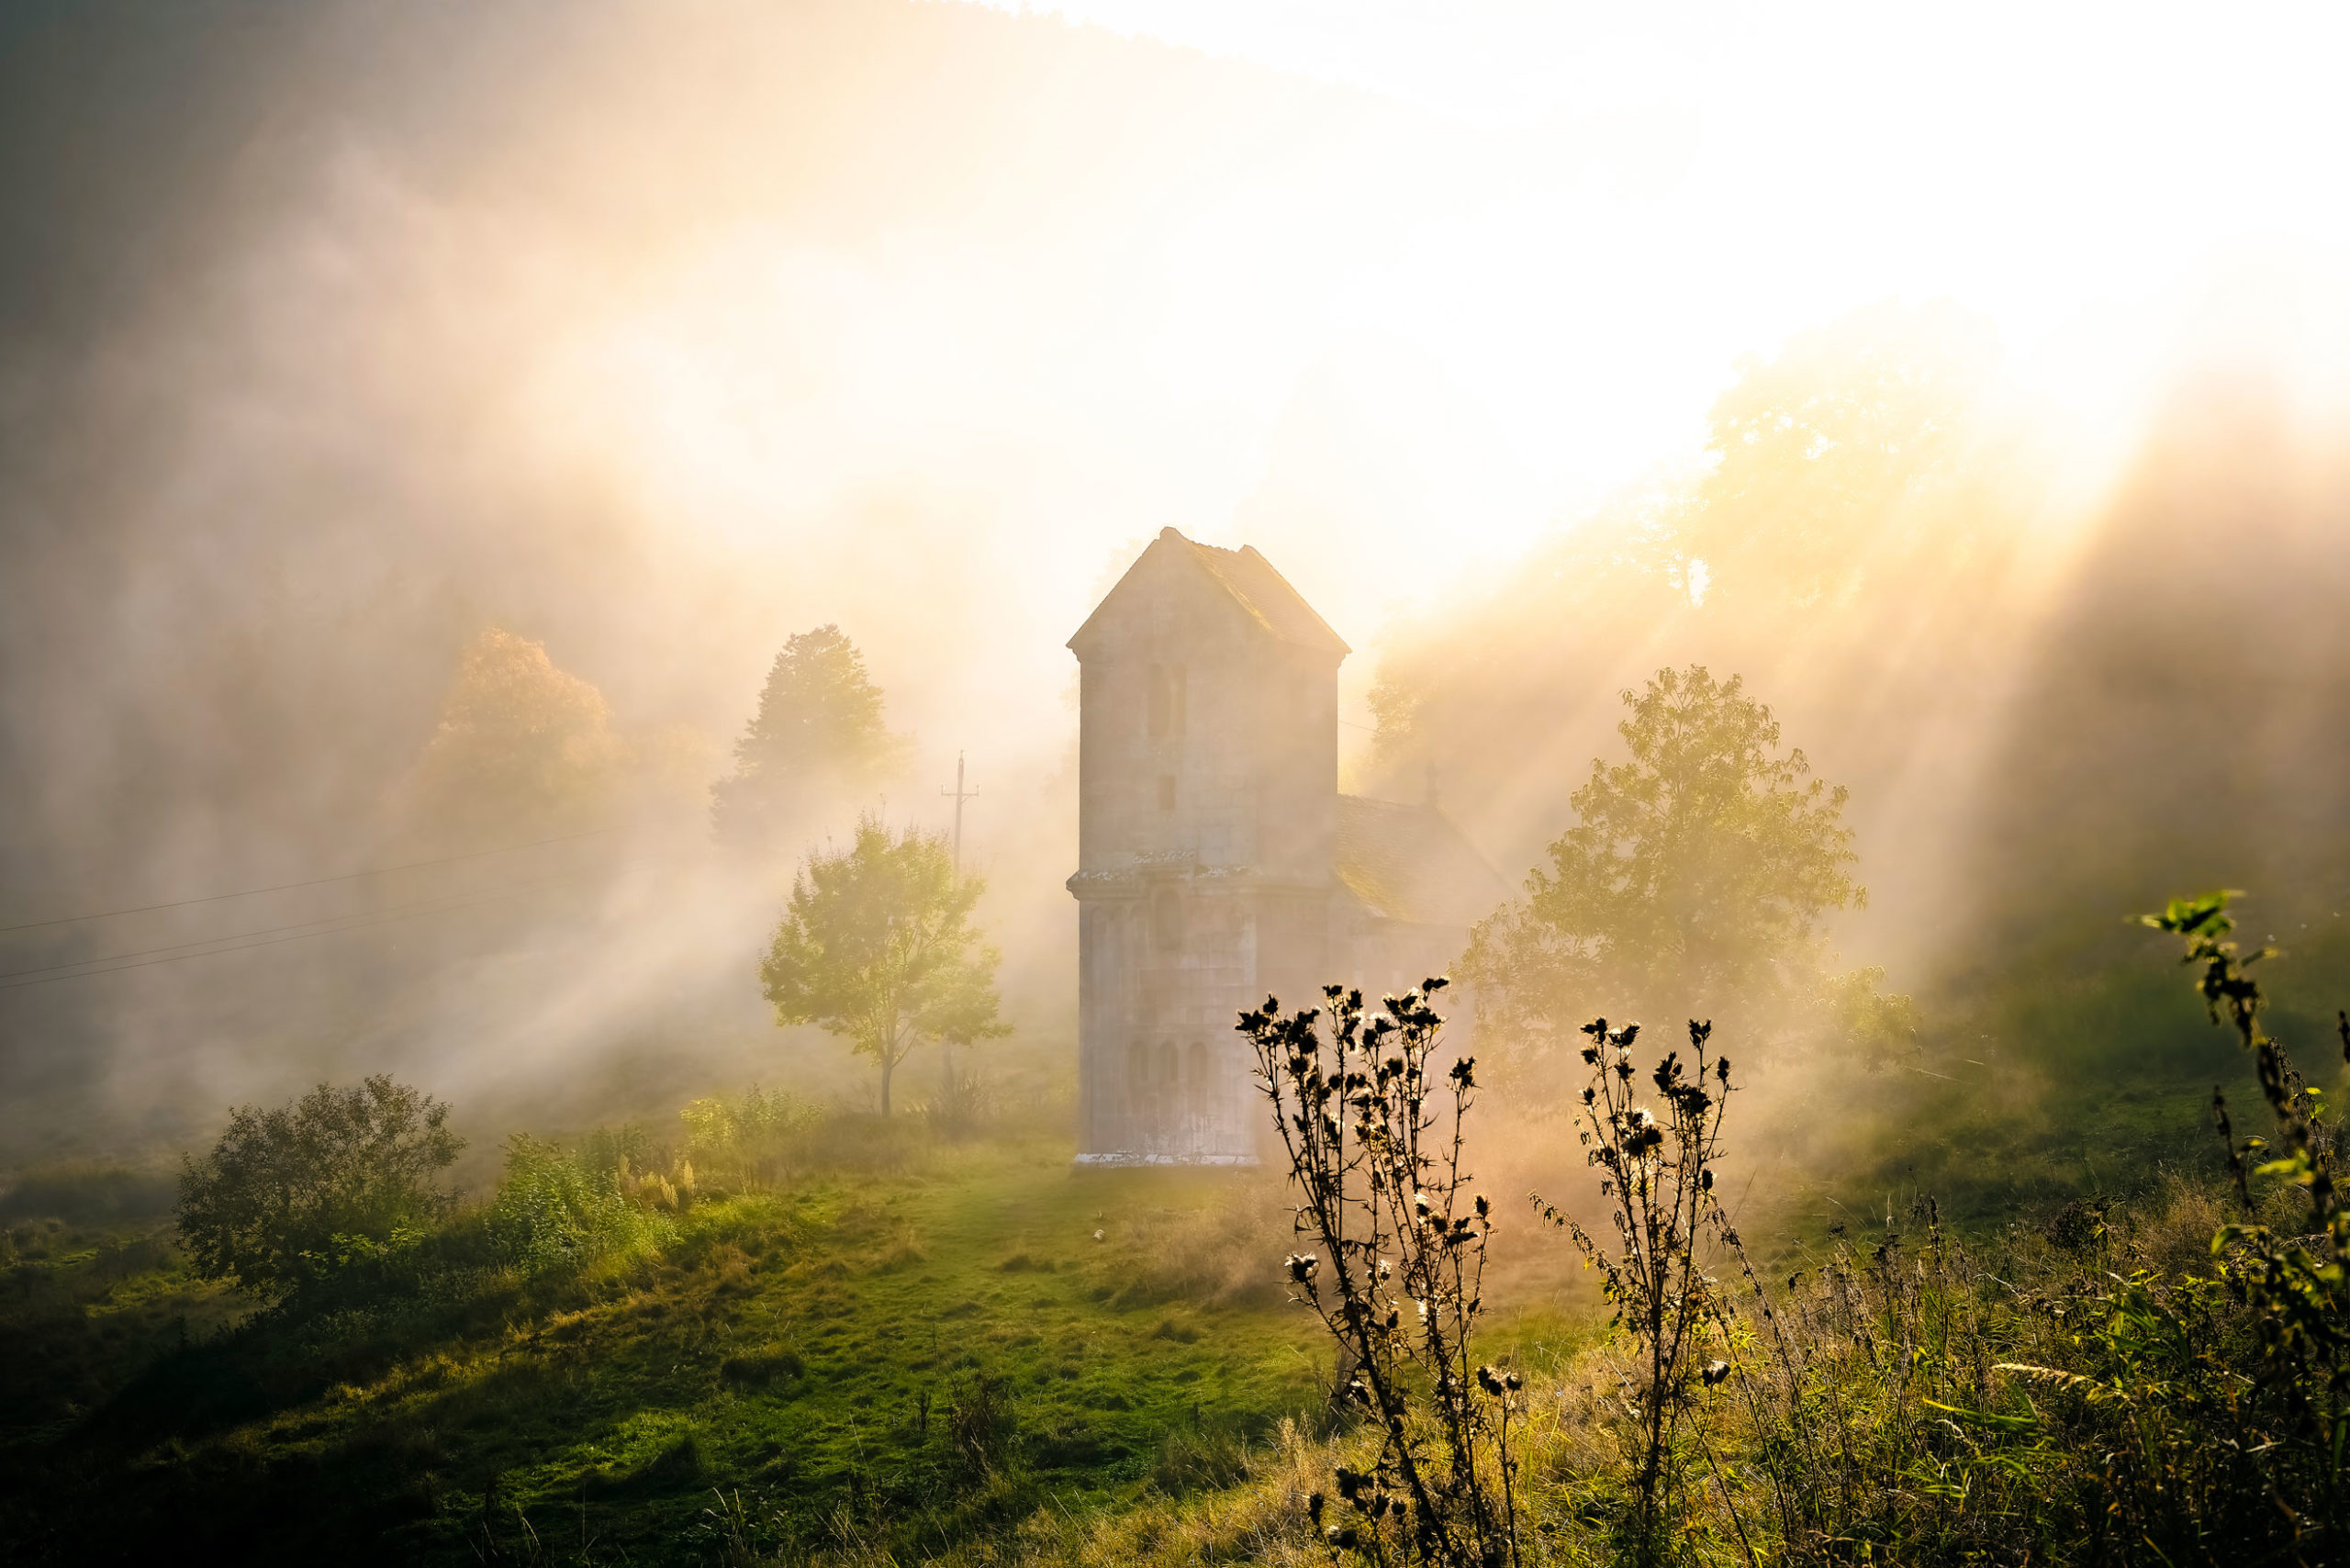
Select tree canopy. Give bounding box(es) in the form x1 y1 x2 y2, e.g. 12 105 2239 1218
714 626 906 854
1673 298 2001 610
1363 303 2026 869
1463 666 1862 1046
175 1075 464 1301
409 627 624 843
403 625 712 848
758 818 1006 1114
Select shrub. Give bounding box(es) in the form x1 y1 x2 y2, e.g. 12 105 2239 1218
487 1134 669 1277
679 1085 823 1187
923 1058 994 1137
175 1075 462 1301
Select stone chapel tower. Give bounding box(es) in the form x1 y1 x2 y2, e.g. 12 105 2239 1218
1065 529 1347 1163
1067 529 1505 1166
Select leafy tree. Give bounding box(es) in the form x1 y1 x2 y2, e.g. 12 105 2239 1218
759 818 1006 1114
1463 666 1861 1045
408 626 624 843
1674 298 2000 609
175 1075 463 1301
1365 304 2020 847
713 625 906 853
406 626 711 850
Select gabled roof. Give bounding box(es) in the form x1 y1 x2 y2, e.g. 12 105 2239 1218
1334 794 1511 930
1069 528 1350 656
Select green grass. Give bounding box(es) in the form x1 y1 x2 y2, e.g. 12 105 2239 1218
1 1137 1344 1564
1 964 2313 1567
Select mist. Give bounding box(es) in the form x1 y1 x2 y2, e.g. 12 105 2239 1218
15 7 2350 1564
5 0 2350 1170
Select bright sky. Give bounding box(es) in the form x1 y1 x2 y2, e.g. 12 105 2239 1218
447 0 2350 753
950 1 2350 560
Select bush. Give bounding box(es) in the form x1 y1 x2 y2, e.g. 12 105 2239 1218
175 1075 462 1302
679 1085 823 1188
487 1134 669 1276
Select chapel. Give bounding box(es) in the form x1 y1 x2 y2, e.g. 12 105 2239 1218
1066 528 1505 1165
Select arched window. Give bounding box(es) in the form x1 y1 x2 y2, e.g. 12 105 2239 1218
1147 662 1187 739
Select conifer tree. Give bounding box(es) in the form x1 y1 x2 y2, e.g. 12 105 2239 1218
713 625 905 854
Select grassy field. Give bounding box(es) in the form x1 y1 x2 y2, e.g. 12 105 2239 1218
2 1137 1363 1564
0 986 2301 1566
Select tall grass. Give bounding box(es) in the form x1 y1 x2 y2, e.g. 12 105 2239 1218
1215 896 2344 1567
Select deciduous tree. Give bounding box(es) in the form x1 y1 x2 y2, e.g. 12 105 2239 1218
408 627 624 843
758 819 1006 1114
1463 666 1862 1045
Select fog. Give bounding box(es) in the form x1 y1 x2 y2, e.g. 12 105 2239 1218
6 0 2350 1166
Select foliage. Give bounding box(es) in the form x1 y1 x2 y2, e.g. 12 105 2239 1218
487 1133 673 1277
760 817 1009 1115
2141 892 2345 1448
1536 1018 1736 1562
712 624 908 853
1674 890 2349 1565
403 625 711 846
1247 979 1521 1568
1243 890 2345 1566
1462 665 1861 1047
680 1084 826 1186
1816 962 1922 1071
6 1142 1329 1567
1675 298 2002 609
408 626 624 841
174 1075 463 1302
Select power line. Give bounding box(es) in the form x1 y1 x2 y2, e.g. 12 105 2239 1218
0 882 578 992
0 824 626 936
0 866 610 982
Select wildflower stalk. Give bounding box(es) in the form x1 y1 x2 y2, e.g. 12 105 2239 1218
2143 892 2345 1357
1536 1017 1735 1563
1246 980 1520 1568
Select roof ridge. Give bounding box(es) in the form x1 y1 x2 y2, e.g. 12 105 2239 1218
1069 528 1350 656
1172 529 1349 655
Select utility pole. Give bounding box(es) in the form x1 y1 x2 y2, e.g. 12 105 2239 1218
940 751 978 877
937 751 979 1099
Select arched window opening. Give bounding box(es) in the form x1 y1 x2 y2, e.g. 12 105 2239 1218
1147 662 1187 739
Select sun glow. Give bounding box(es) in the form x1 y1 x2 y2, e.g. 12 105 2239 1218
499 0 2350 666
